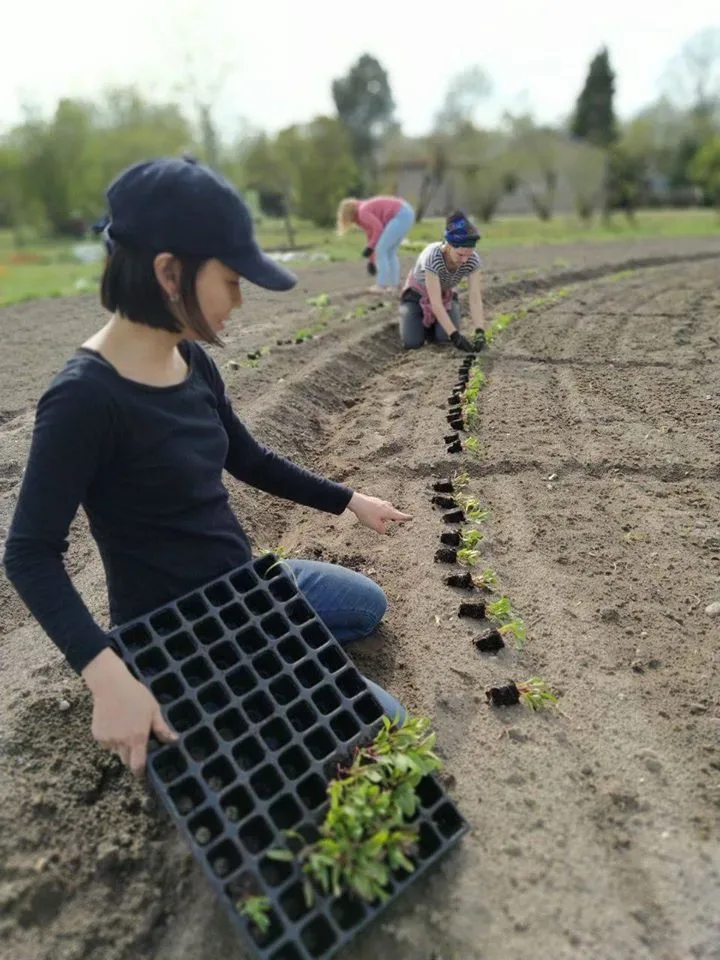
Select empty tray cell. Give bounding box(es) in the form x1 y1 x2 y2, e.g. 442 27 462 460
232 736 265 772
330 710 361 743
304 728 336 761
301 916 337 958
278 745 311 781
188 807 223 847
433 802 464 839
354 692 383 724
245 590 273 616
235 625 266 656
238 814 274 855
270 946 303 960
269 676 300 707
204 580 233 607
417 821 442 860
277 636 305 665
185 726 219 763
219 602 249 630
169 776 205 816
295 660 323 690
202 755 236 792
119 622 152 653
268 577 296 602
243 691 274 724
152 745 188 784
135 647 169 679
208 838 242 878
286 599 313 626
317 645 347 674
221 784 253 823
280 881 313 923
214 707 248 742
252 650 283 680
177 593 207 622
260 717 292 752
227 665 257 697
168 699 202 734
151 673 185 705
181 655 213 689
261 613 289 640
417 776 443 809
150 608 182 636
297 773 327 811
336 668 365 700
312 685 342 716
330 892 366 931
230 568 257 593
286 701 317 733
193 616 223 646
269 794 303 831
300 622 327 649
197 681 231 714
166 631 197 662
249 764 284 801
259 854 292 888
208 641 240 671
253 553 276 579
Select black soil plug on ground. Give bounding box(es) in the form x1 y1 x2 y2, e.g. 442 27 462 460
458 602 486 620
447 441 462 454
444 433 459 445
443 509 465 524
434 547 457 564
449 418 465 432
460 358 474 369
432 495 457 510
247 350 262 361
486 681 520 707
433 479 454 493
441 531 461 547
474 630 505 654
448 394 462 406
445 572 474 589
447 403 462 415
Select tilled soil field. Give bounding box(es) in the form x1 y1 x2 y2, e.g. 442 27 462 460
1 236 719 960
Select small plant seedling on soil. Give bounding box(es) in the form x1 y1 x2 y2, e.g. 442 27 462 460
238 895 272 935
260 545 290 560
433 478 454 494
307 293 330 308
474 630 505 654
268 715 442 905
457 498 488 524
453 470 470 489
486 678 558 710
460 529 483 549
458 602 486 620
432 495 457 510
457 547 480 568
498 618 527 650
474 568 497 589
443 509 465 524
486 597 512 621
463 436 482 457
435 547 457 564
445 572 474 590
441 531 461 547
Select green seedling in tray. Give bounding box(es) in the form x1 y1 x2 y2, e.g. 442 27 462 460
238 896 272 935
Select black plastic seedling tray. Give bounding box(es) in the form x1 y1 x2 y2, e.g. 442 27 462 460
108 554 468 960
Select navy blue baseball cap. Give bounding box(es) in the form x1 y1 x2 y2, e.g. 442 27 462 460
103 157 297 291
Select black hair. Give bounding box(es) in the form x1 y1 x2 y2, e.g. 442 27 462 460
100 244 222 347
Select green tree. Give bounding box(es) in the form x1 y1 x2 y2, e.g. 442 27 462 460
690 135 720 207
293 117 359 227
571 47 618 148
332 54 394 192
242 130 300 247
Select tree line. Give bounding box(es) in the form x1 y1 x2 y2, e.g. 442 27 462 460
0 28 719 243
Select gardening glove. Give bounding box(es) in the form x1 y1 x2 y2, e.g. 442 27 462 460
362 246 373 258
450 331 475 353
367 261 377 276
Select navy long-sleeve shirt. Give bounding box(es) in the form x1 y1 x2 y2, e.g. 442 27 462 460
3 342 353 674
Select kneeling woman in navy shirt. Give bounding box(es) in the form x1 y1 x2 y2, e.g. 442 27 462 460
3 157 411 775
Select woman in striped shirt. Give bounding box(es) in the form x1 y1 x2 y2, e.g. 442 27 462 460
337 195 415 293
400 211 484 353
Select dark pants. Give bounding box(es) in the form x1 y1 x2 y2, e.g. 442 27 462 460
399 298 461 349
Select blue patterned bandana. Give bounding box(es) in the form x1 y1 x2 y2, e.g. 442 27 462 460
444 212 480 248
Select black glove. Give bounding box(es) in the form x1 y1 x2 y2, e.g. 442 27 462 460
362 246 373 258
450 331 475 353
367 261 377 276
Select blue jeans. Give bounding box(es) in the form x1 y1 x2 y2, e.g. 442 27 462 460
285 559 405 722
375 202 415 287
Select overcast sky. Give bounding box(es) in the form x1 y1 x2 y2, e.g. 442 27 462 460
1 0 718 139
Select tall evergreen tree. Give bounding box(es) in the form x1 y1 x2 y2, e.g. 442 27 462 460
571 47 618 147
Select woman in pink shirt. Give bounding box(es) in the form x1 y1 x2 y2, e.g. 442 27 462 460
337 195 415 293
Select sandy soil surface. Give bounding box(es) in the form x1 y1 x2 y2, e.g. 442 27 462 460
1 235 719 960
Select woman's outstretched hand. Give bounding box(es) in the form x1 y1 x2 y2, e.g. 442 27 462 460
346 492 412 534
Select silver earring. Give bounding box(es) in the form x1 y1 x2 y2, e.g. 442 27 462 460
169 294 180 303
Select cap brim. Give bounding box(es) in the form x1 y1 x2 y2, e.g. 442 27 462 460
223 245 297 292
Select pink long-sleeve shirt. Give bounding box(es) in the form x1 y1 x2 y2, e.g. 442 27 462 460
354 196 404 249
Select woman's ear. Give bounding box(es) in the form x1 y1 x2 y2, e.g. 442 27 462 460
153 253 181 301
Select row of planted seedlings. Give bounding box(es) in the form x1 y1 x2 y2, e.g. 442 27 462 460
431 330 558 712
